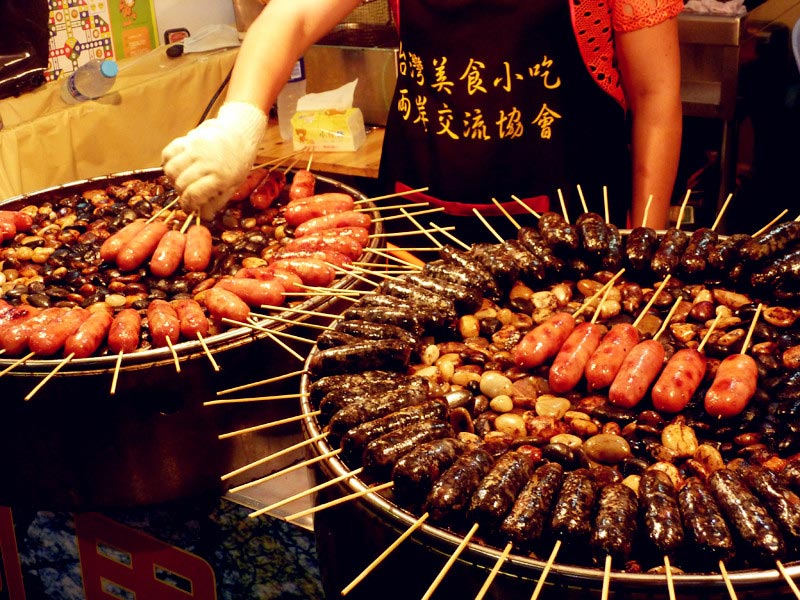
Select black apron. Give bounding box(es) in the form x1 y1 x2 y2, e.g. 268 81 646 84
379 0 632 232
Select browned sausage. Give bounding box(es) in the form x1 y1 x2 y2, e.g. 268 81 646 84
704 354 759 418
146 299 180 347
608 339 665 408
29 307 90 356
107 308 142 354
64 308 114 358
149 229 186 277
0 307 64 355
284 192 355 227
513 312 575 369
293 210 371 237
203 287 251 323
214 277 285 307
116 220 169 271
99 219 147 261
172 299 210 338
229 167 268 202
183 224 213 272
288 169 316 201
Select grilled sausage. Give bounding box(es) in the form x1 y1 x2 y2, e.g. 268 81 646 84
288 168 316 201
362 420 454 477
650 227 689 279
590 482 639 565
500 462 564 547
333 319 420 349
283 230 364 261
146 299 180 347
538 212 580 254
639 470 685 556
704 353 759 418
737 464 800 544
468 451 537 532
467 242 521 290
214 277 285 307
584 323 639 391
99 219 147 262
149 229 186 277
740 220 800 264
342 305 424 337
340 399 448 464
422 259 489 293
107 308 142 354
516 226 566 274
680 227 718 278
608 339 665 409
602 223 624 272
0 303 39 332
183 224 213 272
116 220 169 271
576 212 610 257
3 308 69 355
624 226 659 273
708 469 786 565
327 378 431 440
403 272 483 313
229 167 268 202
29 307 89 356
308 338 413 377
293 210 371 237
392 437 465 505
439 245 502 299
172 298 210 338
268 257 336 288
64 308 113 358
502 239 546 285
513 312 575 369
548 322 603 393
250 170 286 210
678 476 735 563
380 278 458 323
651 348 707 413
317 377 413 422
425 446 495 523
284 192 355 227
551 468 598 544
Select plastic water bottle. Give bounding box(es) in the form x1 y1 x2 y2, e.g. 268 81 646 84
276 57 306 140
60 59 119 104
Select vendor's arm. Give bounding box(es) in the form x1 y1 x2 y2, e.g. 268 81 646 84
162 0 361 219
616 15 683 229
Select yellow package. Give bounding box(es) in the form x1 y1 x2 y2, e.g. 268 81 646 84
291 108 366 152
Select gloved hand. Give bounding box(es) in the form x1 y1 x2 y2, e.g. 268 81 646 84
162 101 267 221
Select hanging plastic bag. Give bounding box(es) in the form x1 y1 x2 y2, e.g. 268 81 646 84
0 0 49 100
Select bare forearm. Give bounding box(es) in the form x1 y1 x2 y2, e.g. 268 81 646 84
226 0 361 113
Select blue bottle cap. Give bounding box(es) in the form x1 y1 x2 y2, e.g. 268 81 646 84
100 60 119 78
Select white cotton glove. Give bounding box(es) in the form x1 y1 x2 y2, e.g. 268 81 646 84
162 101 267 221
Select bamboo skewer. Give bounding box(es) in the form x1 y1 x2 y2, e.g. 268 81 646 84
372 207 445 223
474 541 513 600
284 481 394 522
529 539 561 600
0 351 34 377
711 193 734 231
510 194 542 219
719 560 738 600
216 368 306 396
340 512 431 596
665 555 676 600
196 332 221 372
473 208 504 244
228 449 341 494
421 523 480 600
221 432 327 481
752 209 789 237
204 392 304 406
356 201 429 213
164 336 181 373
556 189 570 223
218 410 321 440
110 350 124 395
25 353 74 401
492 198 521 230
429 221 471 251
399 207 445 249
603 186 610 224
248 467 364 518
675 189 692 229
577 184 589 214
777 561 800 600
353 186 430 204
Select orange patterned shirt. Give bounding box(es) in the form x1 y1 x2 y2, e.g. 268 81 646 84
571 0 684 109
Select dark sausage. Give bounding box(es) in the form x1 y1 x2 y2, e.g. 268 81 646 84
590 483 639 565
551 468 597 544
639 470 685 556
425 446 495 523
677 476 735 563
392 437 465 506
468 451 536 529
362 420 454 477
308 338 413 378
650 227 689 279
708 469 786 565
500 462 564 547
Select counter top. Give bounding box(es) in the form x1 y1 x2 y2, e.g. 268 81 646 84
255 121 384 180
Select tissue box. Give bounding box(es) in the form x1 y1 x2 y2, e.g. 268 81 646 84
291 108 366 152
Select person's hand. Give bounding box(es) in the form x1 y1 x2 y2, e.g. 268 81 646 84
162 101 267 221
